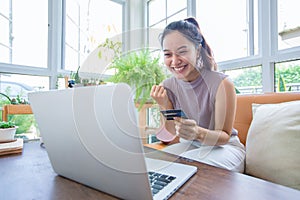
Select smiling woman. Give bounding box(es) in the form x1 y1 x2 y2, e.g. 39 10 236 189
162 31 200 82
150 18 246 172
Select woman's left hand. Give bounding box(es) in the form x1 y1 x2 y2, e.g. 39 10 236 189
174 117 199 141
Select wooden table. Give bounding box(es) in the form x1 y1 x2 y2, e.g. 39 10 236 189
0 141 299 200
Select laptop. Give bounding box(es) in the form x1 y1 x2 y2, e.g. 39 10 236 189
28 83 197 200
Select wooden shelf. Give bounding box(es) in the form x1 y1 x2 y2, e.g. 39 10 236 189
2 104 33 121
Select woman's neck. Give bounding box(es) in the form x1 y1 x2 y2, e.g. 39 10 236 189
184 68 201 82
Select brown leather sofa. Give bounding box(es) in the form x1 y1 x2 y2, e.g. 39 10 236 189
145 92 300 149
234 92 300 145
145 92 300 190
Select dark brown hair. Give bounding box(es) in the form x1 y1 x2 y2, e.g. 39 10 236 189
160 17 217 71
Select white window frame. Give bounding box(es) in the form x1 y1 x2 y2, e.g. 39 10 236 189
0 0 126 90
209 0 300 92
146 0 300 93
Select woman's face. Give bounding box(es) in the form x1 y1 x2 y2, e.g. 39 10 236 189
162 31 200 82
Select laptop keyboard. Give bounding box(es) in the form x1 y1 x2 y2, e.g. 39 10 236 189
148 171 177 196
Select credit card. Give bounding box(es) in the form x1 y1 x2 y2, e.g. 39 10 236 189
160 109 187 120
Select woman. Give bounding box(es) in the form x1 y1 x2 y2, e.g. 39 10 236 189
150 17 245 172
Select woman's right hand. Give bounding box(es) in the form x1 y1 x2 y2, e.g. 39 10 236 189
150 85 172 109
151 85 177 143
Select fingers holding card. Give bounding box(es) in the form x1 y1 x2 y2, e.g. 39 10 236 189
160 109 187 120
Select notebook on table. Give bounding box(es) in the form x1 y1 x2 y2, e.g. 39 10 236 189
28 83 197 200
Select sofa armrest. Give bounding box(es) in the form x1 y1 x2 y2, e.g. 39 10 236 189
234 92 300 145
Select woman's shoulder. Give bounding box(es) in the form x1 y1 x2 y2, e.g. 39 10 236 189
162 76 178 87
203 69 230 87
203 68 228 79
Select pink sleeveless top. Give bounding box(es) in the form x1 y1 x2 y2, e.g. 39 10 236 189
163 68 238 136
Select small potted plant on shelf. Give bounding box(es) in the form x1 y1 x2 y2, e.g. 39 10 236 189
0 92 29 105
0 121 18 142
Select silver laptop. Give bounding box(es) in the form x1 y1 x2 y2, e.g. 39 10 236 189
28 83 197 200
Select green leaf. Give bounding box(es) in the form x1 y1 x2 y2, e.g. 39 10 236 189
0 121 15 129
235 87 241 94
278 74 286 92
108 49 166 110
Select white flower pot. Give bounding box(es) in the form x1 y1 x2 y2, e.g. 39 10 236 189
0 127 17 142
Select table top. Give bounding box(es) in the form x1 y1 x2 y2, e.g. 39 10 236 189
0 141 299 200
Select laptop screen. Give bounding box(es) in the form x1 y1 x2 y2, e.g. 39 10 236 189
29 83 196 200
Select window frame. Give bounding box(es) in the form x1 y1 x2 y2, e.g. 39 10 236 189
0 0 126 90
146 0 300 93
1 0 299 93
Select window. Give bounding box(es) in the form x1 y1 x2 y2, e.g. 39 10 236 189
278 0 300 50
225 66 262 94
146 0 188 143
0 0 49 141
196 0 258 62
146 106 161 143
215 0 300 93
0 0 125 141
147 0 187 49
0 0 10 63
146 0 300 95
0 0 48 67
0 73 49 140
0 74 49 95
148 0 187 27
64 0 124 72
275 60 300 92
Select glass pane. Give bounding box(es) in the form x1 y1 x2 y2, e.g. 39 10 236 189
65 0 123 72
0 16 9 46
0 0 9 16
278 0 300 50
225 66 262 94
3 0 48 67
167 9 187 24
0 13 10 63
148 0 166 26
150 21 167 30
254 0 259 55
146 106 161 144
65 19 79 49
0 74 49 140
167 0 186 16
0 46 9 63
197 0 251 62
65 45 79 71
148 1 188 50
275 60 300 92
147 107 161 128
148 26 165 51
0 74 49 100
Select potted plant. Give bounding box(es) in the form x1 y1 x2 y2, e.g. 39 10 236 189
0 121 17 142
0 92 28 105
107 49 166 110
0 92 32 135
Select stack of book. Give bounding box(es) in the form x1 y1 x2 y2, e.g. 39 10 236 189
0 138 23 156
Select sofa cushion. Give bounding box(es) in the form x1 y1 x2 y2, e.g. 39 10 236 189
245 100 300 190
234 92 300 145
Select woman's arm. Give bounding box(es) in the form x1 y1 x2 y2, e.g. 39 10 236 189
150 85 179 143
174 78 236 146
214 77 237 142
